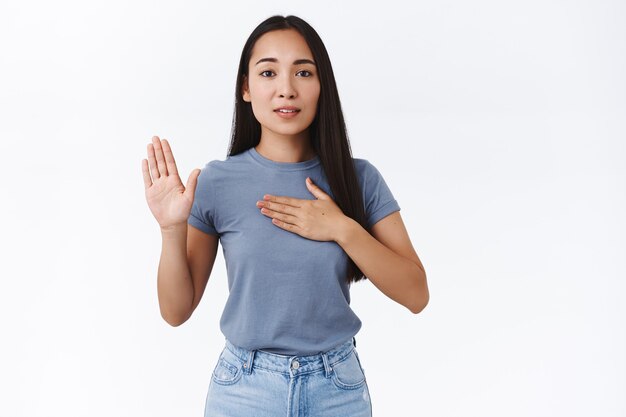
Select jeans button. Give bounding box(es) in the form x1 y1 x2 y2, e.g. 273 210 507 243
291 360 300 369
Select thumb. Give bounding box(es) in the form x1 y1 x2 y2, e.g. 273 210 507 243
184 169 201 199
305 177 329 200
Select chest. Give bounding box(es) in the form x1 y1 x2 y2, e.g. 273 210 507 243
214 174 347 274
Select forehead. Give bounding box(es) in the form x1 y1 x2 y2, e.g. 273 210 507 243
250 29 313 61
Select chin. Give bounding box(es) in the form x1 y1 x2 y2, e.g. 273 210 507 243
265 123 312 137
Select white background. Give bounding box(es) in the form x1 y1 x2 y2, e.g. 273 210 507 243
1 0 624 416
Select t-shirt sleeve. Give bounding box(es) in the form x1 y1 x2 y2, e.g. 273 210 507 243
361 160 401 229
187 162 219 236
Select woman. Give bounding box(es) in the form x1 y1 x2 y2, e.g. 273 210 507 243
142 14 429 417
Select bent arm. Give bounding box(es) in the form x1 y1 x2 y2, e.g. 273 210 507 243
335 212 429 314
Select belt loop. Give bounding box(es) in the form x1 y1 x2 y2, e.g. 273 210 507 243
244 349 255 374
321 351 332 378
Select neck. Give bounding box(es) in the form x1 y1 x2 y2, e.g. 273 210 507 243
255 130 317 163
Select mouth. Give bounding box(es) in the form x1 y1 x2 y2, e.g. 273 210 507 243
274 107 301 114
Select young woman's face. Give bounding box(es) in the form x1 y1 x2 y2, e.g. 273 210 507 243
242 29 320 140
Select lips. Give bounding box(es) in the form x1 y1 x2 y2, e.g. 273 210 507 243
274 106 301 113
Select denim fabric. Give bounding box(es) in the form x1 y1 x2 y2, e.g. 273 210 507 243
204 337 372 416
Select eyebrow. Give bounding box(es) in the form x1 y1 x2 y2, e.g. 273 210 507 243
255 57 316 66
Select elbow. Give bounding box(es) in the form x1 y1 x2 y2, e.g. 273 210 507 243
160 309 190 327
409 297 429 314
164 317 186 327
408 271 429 314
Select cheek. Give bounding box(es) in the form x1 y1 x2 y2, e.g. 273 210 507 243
304 84 321 106
248 82 271 100
249 89 274 113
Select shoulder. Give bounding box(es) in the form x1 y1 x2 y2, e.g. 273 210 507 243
352 157 387 187
352 157 371 171
351 156 401 229
352 157 373 176
197 151 251 182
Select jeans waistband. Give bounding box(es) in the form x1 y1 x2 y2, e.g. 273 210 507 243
224 337 357 377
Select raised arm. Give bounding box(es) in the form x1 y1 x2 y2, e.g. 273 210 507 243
142 136 218 326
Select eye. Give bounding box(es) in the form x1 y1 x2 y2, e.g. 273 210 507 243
260 70 274 77
297 70 313 77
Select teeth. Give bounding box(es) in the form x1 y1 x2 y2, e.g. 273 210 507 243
278 109 297 113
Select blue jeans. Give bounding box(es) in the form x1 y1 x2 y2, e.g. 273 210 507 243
204 337 372 416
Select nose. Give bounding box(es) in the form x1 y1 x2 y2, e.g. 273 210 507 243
278 74 296 99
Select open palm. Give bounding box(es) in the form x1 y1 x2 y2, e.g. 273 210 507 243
141 136 200 230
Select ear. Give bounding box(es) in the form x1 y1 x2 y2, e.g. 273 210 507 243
242 76 250 102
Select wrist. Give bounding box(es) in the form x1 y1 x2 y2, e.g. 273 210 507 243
160 222 187 237
334 216 360 246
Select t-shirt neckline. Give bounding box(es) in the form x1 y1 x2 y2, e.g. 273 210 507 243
247 146 320 171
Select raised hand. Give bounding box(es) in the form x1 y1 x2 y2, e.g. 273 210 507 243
141 136 201 230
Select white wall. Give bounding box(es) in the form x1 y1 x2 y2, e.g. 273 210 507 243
1 0 624 416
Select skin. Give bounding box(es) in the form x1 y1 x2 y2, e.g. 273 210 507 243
244 29 429 312
142 29 428 326
242 28 319 163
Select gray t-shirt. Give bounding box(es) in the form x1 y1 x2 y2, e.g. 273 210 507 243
188 146 401 355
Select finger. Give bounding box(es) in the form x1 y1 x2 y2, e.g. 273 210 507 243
260 200 296 215
161 139 179 177
147 142 160 179
141 159 153 189
306 177 328 200
263 194 301 207
152 136 169 177
261 207 298 224
184 169 201 199
270 217 298 232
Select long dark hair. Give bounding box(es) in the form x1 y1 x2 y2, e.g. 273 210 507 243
227 15 368 285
